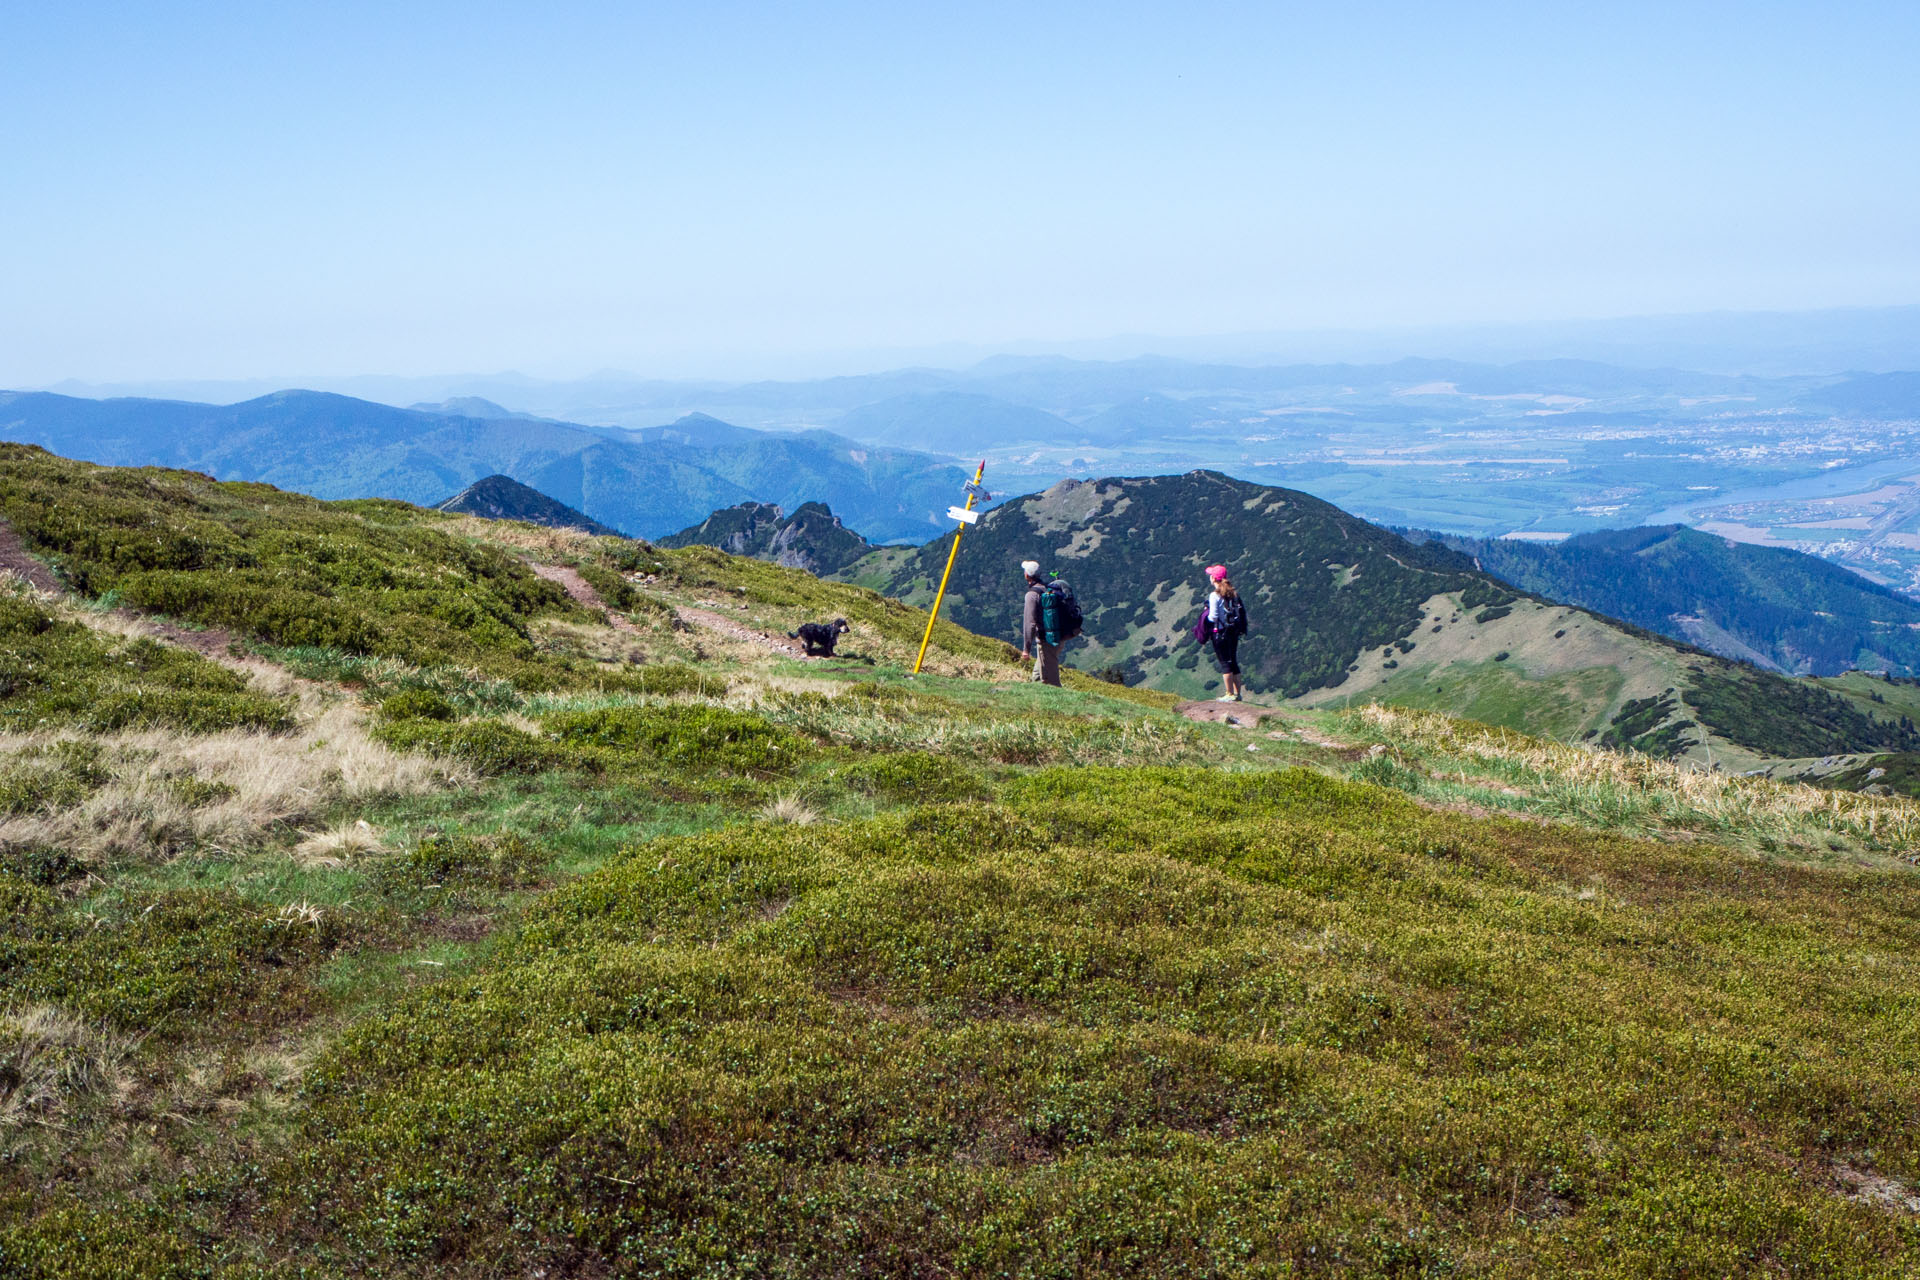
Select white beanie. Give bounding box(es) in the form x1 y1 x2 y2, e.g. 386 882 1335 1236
1021 560 1040 577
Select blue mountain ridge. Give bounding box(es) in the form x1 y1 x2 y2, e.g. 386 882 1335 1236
0 390 984 542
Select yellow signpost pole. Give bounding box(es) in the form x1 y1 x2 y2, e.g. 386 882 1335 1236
912 460 987 676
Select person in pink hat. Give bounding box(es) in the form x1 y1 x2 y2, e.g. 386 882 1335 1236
1200 563 1249 702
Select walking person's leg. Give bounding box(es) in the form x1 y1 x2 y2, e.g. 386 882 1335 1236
1040 642 1061 686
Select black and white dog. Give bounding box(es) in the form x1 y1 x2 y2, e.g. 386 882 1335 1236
789 618 851 657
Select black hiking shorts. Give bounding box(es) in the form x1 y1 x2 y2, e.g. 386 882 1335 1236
1211 633 1241 676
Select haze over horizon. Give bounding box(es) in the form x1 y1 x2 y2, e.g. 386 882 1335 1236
7 2 1920 385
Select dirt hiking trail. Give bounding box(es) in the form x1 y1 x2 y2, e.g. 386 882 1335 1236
528 560 809 659
0 519 241 659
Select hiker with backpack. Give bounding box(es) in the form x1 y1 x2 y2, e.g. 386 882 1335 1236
1197 563 1249 702
1019 559 1082 686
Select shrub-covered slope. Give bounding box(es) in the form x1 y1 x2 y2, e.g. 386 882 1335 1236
1419 525 1920 676
56 771 1920 1277
0 443 613 688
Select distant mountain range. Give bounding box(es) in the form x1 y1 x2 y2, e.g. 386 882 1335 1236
1414 525 1920 677
0 389 981 542
434 474 619 536
840 470 1920 766
658 501 873 576
830 393 1086 452
18 351 1920 593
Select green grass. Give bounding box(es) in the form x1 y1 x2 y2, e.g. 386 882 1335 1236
1338 656 1624 741
662 542 1021 668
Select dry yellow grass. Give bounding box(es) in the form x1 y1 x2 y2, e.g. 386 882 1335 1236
1352 702 1920 855
0 702 470 865
432 514 599 560
291 819 389 868
0 1006 136 1127
758 792 821 825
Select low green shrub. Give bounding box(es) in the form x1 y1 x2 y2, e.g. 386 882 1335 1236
0 875 339 1031
0 1202 201 1280
545 704 799 774
7 846 87 887
598 539 668 577
0 596 291 732
372 718 559 776
257 767 1920 1275
0 445 581 678
379 688 457 722
574 563 638 612
382 832 544 891
839 750 986 802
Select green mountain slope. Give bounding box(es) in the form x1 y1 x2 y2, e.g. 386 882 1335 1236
658 500 873 575
846 471 1920 764
0 389 975 543
1419 525 1920 676
433 474 621 536
5 445 1920 1276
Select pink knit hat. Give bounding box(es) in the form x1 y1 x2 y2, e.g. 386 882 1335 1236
1205 564 1229 581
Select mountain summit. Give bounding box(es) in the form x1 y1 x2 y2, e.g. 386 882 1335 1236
433 474 621 536
659 500 872 575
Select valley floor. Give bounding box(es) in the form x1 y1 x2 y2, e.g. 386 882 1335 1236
2 458 1918 1277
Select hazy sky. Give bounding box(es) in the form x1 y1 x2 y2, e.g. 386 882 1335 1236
5 1 1918 382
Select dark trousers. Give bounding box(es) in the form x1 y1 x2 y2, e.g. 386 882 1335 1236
1211 633 1241 676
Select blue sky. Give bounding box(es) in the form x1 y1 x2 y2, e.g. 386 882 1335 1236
4 1 1917 382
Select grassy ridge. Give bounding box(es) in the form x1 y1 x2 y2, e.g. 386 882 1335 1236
0 444 587 685
3 447 1920 1277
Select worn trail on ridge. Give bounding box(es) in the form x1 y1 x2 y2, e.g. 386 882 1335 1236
528 559 808 658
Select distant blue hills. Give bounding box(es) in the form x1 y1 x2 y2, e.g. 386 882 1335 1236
0 389 983 542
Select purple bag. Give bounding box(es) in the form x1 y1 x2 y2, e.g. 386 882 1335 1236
1193 610 1213 643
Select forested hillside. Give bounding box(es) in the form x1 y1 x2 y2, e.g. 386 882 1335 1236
1421 524 1920 675
660 500 874 575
